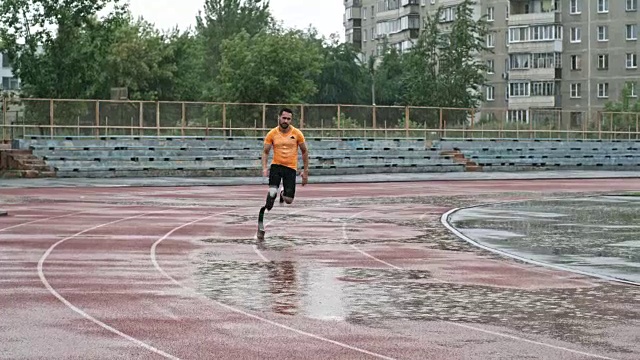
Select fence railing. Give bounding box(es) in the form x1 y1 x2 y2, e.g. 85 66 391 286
2 98 639 141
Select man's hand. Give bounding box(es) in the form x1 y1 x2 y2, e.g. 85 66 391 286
301 171 308 186
263 168 269 178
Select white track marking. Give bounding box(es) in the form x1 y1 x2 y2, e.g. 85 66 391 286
0 210 89 233
342 209 618 360
151 208 397 360
343 210 405 271
419 208 593 286
440 208 640 287
38 209 181 360
252 246 270 262
349 244 403 270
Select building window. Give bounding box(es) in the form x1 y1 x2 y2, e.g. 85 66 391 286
440 7 456 23
1 77 19 90
628 0 638 11
509 27 528 43
598 54 609 70
509 82 530 97
627 82 638 97
487 7 494 21
597 83 609 98
570 0 581 14
486 59 495 74
571 55 582 70
486 86 495 101
627 24 637 40
598 0 609 13
486 33 495 48
598 54 609 69
510 54 530 69
597 26 608 41
400 15 420 30
627 53 638 68
570 27 581 42
508 25 562 43
531 53 560 69
570 83 582 98
507 110 528 123
531 81 556 96
1 53 10 68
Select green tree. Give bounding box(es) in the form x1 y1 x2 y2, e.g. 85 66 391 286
373 41 405 106
602 82 640 135
438 0 491 110
0 0 129 98
104 17 179 101
164 29 208 101
195 0 273 93
215 28 324 104
312 35 368 105
401 9 442 107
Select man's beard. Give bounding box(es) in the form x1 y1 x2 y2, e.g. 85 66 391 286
279 122 289 129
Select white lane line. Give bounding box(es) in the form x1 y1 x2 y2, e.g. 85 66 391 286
343 210 406 271
151 208 396 360
440 207 640 287
252 245 270 262
38 208 181 360
0 210 90 233
343 208 618 360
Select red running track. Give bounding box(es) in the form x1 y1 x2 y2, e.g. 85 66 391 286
1 179 639 359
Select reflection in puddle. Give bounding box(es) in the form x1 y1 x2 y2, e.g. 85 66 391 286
193 256 640 344
266 261 298 316
449 196 640 283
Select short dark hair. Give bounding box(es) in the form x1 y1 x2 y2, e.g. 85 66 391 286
279 107 293 116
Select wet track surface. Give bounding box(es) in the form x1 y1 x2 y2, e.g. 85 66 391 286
448 195 640 284
1 179 640 359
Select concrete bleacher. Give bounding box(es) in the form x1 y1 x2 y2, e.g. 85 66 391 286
12 137 464 178
10 136 640 178
439 138 640 171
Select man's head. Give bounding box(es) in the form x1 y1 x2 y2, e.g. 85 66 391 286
278 108 293 130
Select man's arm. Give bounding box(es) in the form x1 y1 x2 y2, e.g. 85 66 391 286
299 142 309 186
262 143 272 177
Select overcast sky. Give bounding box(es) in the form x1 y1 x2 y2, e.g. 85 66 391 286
127 0 345 41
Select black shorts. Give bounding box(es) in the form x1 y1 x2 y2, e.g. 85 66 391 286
269 164 297 198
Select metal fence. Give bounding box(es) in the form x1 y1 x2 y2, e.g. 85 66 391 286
2 98 639 140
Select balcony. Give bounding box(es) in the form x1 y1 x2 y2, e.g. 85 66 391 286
508 67 561 81
344 18 362 29
508 40 562 54
344 0 362 7
398 4 420 17
509 11 561 26
508 96 556 109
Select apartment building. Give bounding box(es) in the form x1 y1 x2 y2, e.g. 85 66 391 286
0 51 20 92
344 0 640 123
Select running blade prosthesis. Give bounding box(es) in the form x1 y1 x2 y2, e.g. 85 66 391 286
256 206 266 241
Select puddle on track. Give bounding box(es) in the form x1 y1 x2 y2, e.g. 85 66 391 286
450 195 640 284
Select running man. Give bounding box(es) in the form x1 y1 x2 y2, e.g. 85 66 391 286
261 107 309 211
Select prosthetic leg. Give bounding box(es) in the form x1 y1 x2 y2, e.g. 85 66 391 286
257 187 278 241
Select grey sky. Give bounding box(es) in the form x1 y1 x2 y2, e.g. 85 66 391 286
127 0 345 41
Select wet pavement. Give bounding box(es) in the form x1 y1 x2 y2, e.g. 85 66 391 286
0 170 638 188
1 178 639 359
447 195 640 284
